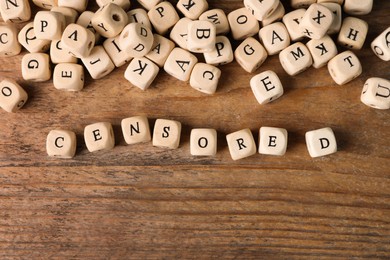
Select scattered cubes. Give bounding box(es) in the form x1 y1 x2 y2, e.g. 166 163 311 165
148 1 179 35
361 78 390 110
121 116 151 145
177 0 208 20
152 119 182 149
0 23 21 57
21 53 51 82
187 20 216 53
226 128 256 161
282 9 306 42
84 122 115 152
279 42 313 76
327 50 362 85
33 11 66 40
343 0 373 15
199 9 230 35
305 127 337 158
146 34 176 67
164 47 198 81
299 3 334 39
204 36 234 66
227 7 259 40
53 63 84 91
124 57 159 91
0 0 31 23
119 23 153 57
18 22 51 53
91 3 128 38
250 70 284 104
234 37 268 73
243 0 280 21
306 35 338 69
371 27 390 61
46 129 77 158
61 23 96 59
258 127 288 156
190 128 217 156
337 17 368 50
259 22 290 55
190 63 221 94
81 46 115 80
0 79 28 113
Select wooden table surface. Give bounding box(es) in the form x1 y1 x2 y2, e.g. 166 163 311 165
0 0 389 259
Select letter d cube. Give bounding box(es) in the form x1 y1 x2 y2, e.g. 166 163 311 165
305 127 337 158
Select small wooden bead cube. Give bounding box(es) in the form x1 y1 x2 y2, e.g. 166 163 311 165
234 37 268 73
306 35 337 69
0 23 21 57
164 47 198 82
21 53 51 82
299 3 333 39
121 116 151 144
190 63 221 94
227 7 259 40
124 57 159 91
187 20 216 53
50 40 78 64
18 22 51 53
97 0 131 11
81 46 115 80
282 9 305 42
0 0 31 23
261 2 285 27
279 42 313 76
61 23 95 59
243 0 280 21
343 0 372 15
170 17 191 50
0 79 28 113
152 119 182 149
250 70 284 104
204 35 234 66
103 35 133 67
327 50 362 85
321 3 342 35
33 11 66 40
137 0 162 10
51 6 78 26
290 0 316 9
190 128 217 156
148 1 179 35
53 63 84 91
146 34 175 67
361 78 390 110
177 0 208 20
337 17 368 50
259 22 290 55
127 8 152 30
58 0 88 13
305 127 337 158
317 0 344 4
258 127 288 156
84 122 115 152
32 0 57 9
46 130 77 158
226 128 257 161
91 3 128 38
371 27 390 61
77 11 101 43
199 9 230 35
119 23 153 57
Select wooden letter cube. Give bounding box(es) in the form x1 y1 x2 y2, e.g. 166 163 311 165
199 9 230 35
53 63 84 91
282 9 306 42
32 0 57 9
137 0 162 10
164 47 198 82
84 122 115 152
261 2 285 27
250 70 284 104
119 23 153 58
18 22 51 53
177 0 208 20
91 3 128 38
187 20 216 53
0 79 28 112
290 0 316 9
258 127 288 156
61 23 96 59
148 1 179 35
343 0 373 15
33 11 66 40
190 63 221 94
204 36 234 66
77 11 101 43
243 0 280 21
170 17 191 50
227 7 259 40
259 22 290 55
146 34 175 67
234 37 268 73
0 0 31 23
97 0 131 11
58 0 88 13
320 3 342 35
82 46 115 80
46 130 77 158
51 6 78 26
152 119 182 149
337 17 368 50
50 40 78 64
0 23 21 57
305 127 337 158
327 50 362 85
226 128 256 161
306 35 337 69
299 3 333 39
279 42 313 76
103 35 133 67
124 57 159 91
190 128 217 156
21 53 51 82
127 8 152 30
121 116 151 145
371 27 390 61
361 78 390 110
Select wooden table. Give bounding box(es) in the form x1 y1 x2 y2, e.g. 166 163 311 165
0 0 389 258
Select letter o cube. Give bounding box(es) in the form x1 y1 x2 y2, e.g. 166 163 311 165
0 79 28 113
190 128 217 156
371 27 390 61
305 127 337 158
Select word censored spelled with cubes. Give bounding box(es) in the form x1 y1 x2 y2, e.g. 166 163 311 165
0 79 28 113
305 127 337 158
46 129 77 158
361 78 390 110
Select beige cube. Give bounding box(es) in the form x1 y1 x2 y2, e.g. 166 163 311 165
50 40 78 64
261 1 285 27
259 22 290 55
243 0 280 21
58 0 88 12
317 0 344 3
299 3 333 39
77 11 101 43
18 22 51 53
21 53 51 82
282 9 306 42
127 8 152 30
0 0 30 23
81 46 115 80
32 0 58 9
103 35 133 67
190 128 217 156
279 42 313 76
0 79 28 113
250 70 283 104
204 36 234 66
321 3 342 35
343 0 372 15
226 128 257 161
121 116 151 145
290 0 316 9
91 3 128 38
137 0 162 10
97 0 131 11
371 27 390 61
305 127 337 158
170 17 191 50
234 37 268 73
199 9 230 35
152 119 182 149
337 17 368 50
51 6 79 26
190 63 221 94
61 23 95 59
148 1 179 35
327 50 362 85
361 78 390 110
258 127 288 156
33 11 65 40
0 23 21 57
124 57 159 91
164 47 198 82
306 35 337 69
146 34 175 67
53 63 84 91
84 122 115 152
187 20 216 53
228 8 259 40
119 23 153 58
46 130 77 158
177 0 208 20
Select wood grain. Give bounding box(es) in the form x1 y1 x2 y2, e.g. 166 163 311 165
0 0 389 258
